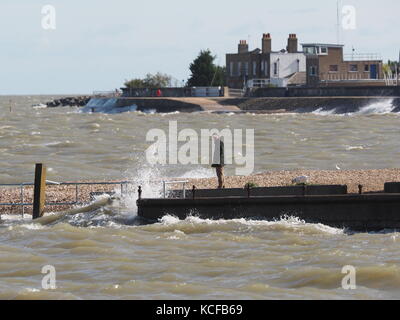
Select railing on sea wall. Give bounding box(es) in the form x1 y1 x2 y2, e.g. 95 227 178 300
319 72 375 81
0 181 135 217
121 87 225 98
92 91 122 98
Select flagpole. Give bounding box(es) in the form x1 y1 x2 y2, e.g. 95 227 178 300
336 0 340 44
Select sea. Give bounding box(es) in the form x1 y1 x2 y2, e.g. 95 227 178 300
0 95 400 300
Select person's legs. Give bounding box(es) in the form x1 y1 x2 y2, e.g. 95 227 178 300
216 166 225 189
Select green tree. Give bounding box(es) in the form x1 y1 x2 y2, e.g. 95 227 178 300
212 66 226 87
124 72 172 88
187 50 226 87
387 60 400 73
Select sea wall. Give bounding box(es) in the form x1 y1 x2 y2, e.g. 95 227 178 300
84 96 400 114
115 98 203 112
250 86 400 98
231 97 400 113
83 97 204 113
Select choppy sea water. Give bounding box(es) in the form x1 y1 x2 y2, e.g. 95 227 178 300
1 95 400 300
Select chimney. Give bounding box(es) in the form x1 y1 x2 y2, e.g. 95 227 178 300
238 40 249 54
262 33 272 53
287 34 298 53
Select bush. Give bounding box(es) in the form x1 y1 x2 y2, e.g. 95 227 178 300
124 72 172 89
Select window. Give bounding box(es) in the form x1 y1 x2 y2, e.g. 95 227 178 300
230 62 234 76
238 62 242 76
320 47 328 55
273 62 278 76
244 62 249 76
349 64 358 72
329 65 338 72
304 47 317 55
310 66 317 76
253 61 257 76
364 64 370 72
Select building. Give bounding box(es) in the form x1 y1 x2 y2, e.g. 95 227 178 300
303 43 384 87
226 34 307 89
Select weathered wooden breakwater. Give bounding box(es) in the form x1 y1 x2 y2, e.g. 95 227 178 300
137 184 400 232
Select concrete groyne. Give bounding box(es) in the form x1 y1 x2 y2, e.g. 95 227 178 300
137 183 400 232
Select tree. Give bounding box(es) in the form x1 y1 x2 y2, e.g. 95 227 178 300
124 72 172 88
387 60 400 74
187 50 226 87
212 66 226 87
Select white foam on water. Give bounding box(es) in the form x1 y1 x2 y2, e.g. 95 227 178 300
312 108 338 116
179 167 214 179
345 145 365 151
354 99 395 115
23 288 41 293
157 214 344 235
122 163 166 214
20 224 46 230
310 99 396 116
160 111 181 116
32 104 47 109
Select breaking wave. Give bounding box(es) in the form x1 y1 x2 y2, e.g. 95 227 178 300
141 215 345 236
311 99 397 116
354 99 396 115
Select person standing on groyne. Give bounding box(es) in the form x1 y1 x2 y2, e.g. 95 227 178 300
212 134 225 189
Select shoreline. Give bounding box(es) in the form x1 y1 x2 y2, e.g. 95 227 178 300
1 169 400 215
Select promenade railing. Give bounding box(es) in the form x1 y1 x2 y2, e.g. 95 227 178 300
0 181 135 218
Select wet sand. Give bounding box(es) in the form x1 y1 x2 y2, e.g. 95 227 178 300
1 169 400 215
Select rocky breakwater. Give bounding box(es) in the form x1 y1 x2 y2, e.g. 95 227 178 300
46 96 91 107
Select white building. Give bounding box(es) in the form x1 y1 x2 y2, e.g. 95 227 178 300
269 52 306 87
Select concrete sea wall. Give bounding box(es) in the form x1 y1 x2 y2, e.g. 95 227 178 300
85 96 400 114
232 97 400 113
250 86 400 98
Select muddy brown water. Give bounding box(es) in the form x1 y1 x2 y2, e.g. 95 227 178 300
0 96 400 300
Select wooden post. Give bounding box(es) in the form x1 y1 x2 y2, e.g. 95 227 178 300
32 163 47 219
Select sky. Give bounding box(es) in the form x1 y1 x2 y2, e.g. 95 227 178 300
0 0 399 94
